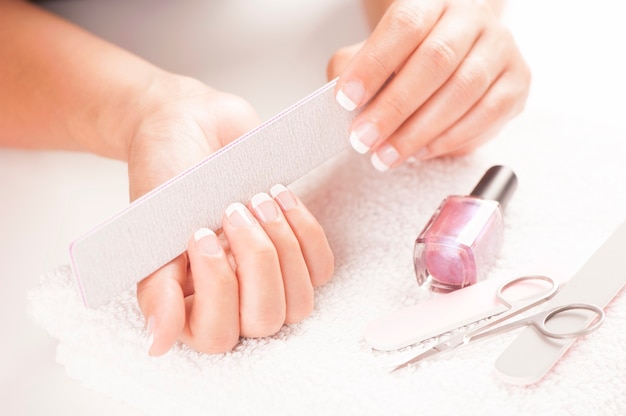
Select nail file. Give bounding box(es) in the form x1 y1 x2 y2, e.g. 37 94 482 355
70 79 355 308
494 220 626 385
365 273 568 351
366 276 507 351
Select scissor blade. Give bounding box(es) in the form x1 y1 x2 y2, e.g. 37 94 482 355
389 347 443 373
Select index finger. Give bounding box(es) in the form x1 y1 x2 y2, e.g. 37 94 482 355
335 0 444 111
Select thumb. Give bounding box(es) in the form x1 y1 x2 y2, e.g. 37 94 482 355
137 254 188 356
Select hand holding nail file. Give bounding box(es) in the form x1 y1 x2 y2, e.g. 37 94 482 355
495 220 626 385
70 80 355 307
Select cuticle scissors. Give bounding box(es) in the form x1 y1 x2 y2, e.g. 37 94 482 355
390 275 605 373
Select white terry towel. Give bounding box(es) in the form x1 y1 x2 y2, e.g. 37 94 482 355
29 111 626 415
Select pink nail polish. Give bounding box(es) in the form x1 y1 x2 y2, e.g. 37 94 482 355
414 166 518 292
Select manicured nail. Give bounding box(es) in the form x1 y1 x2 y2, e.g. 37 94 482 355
146 316 155 356
371 144 399 172
270 184 297 210
349 122 379 154
194 228 221 256
226 202 256 227
251 192 279 222
336 81 364 111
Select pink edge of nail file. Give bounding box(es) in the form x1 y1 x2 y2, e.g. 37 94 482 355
494 220 626 385
70 79 355 308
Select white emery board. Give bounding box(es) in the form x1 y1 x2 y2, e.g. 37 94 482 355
365 276 510 351
365 271 572 351
495 220 626 385
70 79 355 308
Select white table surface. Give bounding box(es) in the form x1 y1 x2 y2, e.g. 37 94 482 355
1 1 624 414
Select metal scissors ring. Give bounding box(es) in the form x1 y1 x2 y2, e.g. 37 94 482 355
391 275 605 372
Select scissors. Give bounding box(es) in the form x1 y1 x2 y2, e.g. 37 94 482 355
391 275 605 372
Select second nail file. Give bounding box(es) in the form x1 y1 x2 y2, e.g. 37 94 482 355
70 80 355 308
494 220 626 385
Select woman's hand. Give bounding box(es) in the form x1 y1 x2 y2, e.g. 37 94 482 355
128 76 334 355
0 0 334 355
327 0 531 171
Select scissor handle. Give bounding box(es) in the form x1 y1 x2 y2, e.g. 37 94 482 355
533 303 605 339
495 275 559 310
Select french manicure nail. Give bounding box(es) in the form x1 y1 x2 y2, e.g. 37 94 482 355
270 184 297 210
371 144 399 172
251 192 279 222
194 228 221 255
336 81 364 111
349 122 379 154
226 202 256 227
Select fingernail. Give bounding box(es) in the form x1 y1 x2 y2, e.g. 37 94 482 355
226 202 256 227
336 81 364 111
251 192 279 222
194 228 221 255
146 316 155 356
349 122 379 154
270 184 297 210
371 144 399 172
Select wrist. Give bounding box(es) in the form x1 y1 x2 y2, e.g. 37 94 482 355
75 64 171 162
123 74 217 161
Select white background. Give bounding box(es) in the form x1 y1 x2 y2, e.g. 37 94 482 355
1 1 624 414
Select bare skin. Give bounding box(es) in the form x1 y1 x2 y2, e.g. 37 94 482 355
0 0 529 354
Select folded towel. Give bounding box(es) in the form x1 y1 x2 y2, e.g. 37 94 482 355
28 111 626 415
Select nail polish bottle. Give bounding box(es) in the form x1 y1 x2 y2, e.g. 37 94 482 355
414 165 518 292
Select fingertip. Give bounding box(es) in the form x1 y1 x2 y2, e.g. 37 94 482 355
251 192 280 223
137 258 188 357
349 131 371 154
336 89 359 111
335 81 364 111
370 144 399 172
191 227 222 256
270 184 298 211
371 152 390 172
225 202 257 227
310 250 335 288
145 315 156 355
144 311 181 357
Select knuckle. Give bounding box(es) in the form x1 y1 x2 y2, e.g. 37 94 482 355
381 89 413 120
453 60 492 101
482 92 515 122
388 1 425 35
363 50 394 79
422 38 458 75
244 241 278 263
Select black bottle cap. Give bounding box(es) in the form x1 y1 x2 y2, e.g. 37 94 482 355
469 165 518 211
